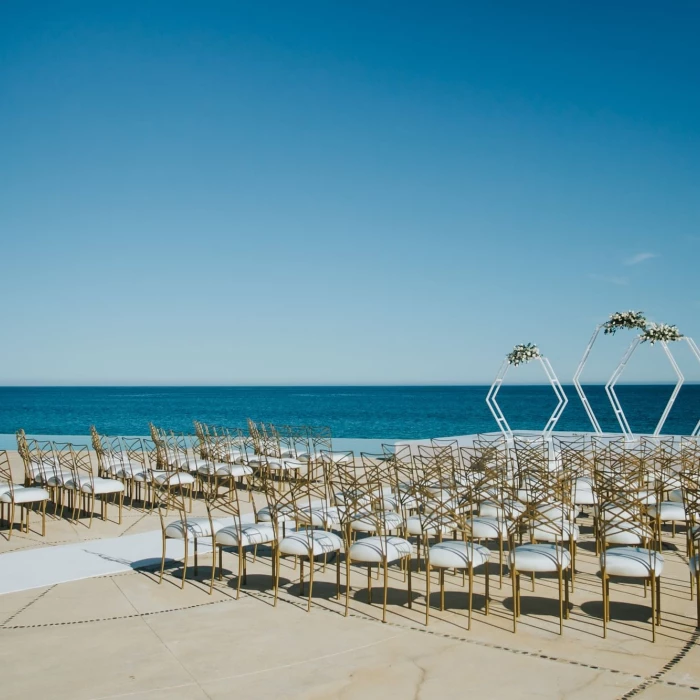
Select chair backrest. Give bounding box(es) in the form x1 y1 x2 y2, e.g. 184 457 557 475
0 450 15 498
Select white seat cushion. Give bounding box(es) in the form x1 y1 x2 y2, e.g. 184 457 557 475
471 516 509 539
532 520 579 543
0 486 49 504
510 543 571 573
601 547 664 577
350 510 403 532
197 462 252 477
279 529 343 556
165 517 226 539
216 522 276 547
406 514 452 536
604 522 653 546
349 535 411 563
428 540 490 569
66 476 125 494
669 489 683 504
113 462 149 479
256 506 295 524
42 471 73 487
647 501 685 522
153 471 196 486
266 458 303 471
299 506 343 528
0 483 21 496
480 499 525 519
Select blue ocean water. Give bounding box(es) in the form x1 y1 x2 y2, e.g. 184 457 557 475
0 385 698 439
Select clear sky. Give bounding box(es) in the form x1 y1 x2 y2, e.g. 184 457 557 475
1 1 699 385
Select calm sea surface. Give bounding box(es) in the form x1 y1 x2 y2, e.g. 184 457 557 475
0 385 698 439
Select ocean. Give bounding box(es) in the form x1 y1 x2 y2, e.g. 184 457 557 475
0 385 698 442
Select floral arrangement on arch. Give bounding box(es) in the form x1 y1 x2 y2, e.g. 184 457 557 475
602 310 647 335
507 343 541 366
641 323 683 345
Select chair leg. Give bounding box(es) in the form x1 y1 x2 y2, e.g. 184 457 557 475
194 537 198 576
696 573 700 628
344 553 351 617
273 548 281 607
382 558 388 623
425 562 431 626
159 533 167 584
407 555 412 609
118 492 123 524
650 574 656 643
209 543 217 595
182 538 189 589
511 567 517 633
602 570 607 638
41 500 47 536
485 562 490 615
336 552 341 599
468 564 474 631
557 566 563 635
8 503 15 540
656 576 662 626
308 556 315 613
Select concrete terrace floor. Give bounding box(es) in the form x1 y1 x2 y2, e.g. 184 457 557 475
1 453 700 698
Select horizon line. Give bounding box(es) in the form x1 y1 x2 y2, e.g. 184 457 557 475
0 382 698 388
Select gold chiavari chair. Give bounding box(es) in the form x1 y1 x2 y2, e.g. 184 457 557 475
61 444 125 526
416 467 491 630
681 471 700 620
26 438 70 510
0 450 49 539
647 444 687 546
16 429 33 487
144 437 197 512
196 432 254 500
261 459 343 611
459 446 512 587
329 454 412 623
206 478 276 597
158 478 220 589
594 463 663 641
508 469 573 635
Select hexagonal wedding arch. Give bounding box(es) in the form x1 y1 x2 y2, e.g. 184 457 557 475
605 323 700 439
486 343 568 437
573 311 648 434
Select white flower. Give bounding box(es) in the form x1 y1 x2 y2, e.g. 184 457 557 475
507 343 542 366
640 323 683 345
603 310 647 335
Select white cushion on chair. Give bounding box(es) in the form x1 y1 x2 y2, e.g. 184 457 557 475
350 510 403 532
216 522 276 547
65 476 125 494
153 471 196 486
406 515 452 536
647 501 685 522
532 520 579 543
480 499 525 519
165 517 226 539
601 547 664 577
279 529 343 556
299 506 343 528
0 486 49 504
604 522 652 546
428 541 490 569
349 535 411 563
510 543 571 573
471 516 509 539
266 458 303 471
113 462 149 479
669 489 683 504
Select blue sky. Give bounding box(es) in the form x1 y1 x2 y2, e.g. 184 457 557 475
1 1 699 385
